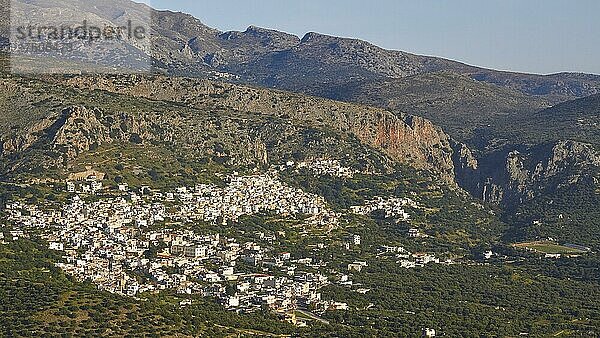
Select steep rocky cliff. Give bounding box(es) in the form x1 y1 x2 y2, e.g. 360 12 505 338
1 105 166 173
0 75 399 179
54 74 459 182
455 141 600 209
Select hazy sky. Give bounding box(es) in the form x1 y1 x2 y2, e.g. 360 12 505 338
142 0 600 75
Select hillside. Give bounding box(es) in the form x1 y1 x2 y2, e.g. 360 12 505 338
487 94 600 148
0 74 399 183
51 74 600 205
44 73 462 182
315 72 550 142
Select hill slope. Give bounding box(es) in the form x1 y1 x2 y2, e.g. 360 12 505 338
315 72 550 142
487 94 600 148
1 73 466 185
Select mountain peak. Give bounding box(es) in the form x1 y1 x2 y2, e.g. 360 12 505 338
245 25 269 34
300 32 332 43
218 26 300 50
300 31 377 49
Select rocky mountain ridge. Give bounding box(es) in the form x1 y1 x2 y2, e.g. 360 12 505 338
2 75 436 182
49 74 458 182
3 0 600 101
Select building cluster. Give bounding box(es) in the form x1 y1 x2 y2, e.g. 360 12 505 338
2 173 353 321
408 228 428 238
397 252 443 269
66 175 103 194
291 159 358 178
1 167 455 324
350 196 416 220
376 245 444 269
176 173 339 227
64 172 339 229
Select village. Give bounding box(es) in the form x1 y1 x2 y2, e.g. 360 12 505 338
1 161 454 325
350 196 417 221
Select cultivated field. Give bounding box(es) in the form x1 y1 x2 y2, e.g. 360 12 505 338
513 241 587 254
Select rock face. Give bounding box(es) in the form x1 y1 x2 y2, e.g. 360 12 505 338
1 105 156 170
351 113 456 180
50 107 113 158
4 106 148 154
0 75 401 178
451 140 480 191
456 141 600 209
56 75 459 182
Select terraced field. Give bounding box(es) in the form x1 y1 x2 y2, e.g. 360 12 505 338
513 241 588 254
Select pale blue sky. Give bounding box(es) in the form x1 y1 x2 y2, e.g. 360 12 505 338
142 0 600 75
